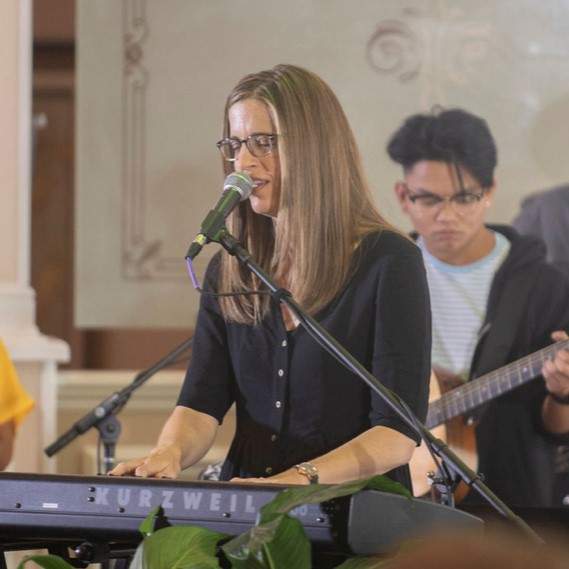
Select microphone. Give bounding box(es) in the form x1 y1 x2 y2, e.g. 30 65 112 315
185 171 254 260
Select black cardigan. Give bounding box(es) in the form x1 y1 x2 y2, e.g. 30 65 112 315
178 230 431 489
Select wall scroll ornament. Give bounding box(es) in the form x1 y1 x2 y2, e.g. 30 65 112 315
366 19 422 82
367 5 493 107
122 0 185 280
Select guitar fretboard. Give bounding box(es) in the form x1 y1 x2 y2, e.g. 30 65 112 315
426 340 569 429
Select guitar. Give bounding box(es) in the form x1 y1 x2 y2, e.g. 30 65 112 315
410 339 569 499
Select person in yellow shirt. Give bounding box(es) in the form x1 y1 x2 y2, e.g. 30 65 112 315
0 339 34 470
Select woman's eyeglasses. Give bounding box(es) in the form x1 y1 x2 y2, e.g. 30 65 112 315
216 133 279 162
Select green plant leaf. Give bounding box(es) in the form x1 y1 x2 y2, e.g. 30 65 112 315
260 515 311 569
141 525 227 569
127 543 145 569
139 505 169 537
259 475 410 522
16 555 75 569
222 515 281 565
223 475 409 569
223 514 310 569
363 476 412 497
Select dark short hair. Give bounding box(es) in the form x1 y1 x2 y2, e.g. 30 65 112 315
386 108 497 188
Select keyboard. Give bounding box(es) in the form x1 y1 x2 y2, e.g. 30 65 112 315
0 472 482 557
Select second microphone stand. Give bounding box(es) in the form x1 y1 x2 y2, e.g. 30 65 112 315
45 337 193 474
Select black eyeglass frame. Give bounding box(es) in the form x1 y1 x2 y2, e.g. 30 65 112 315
216 132 279 162
403 183 487 209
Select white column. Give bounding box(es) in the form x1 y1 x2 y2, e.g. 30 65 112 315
0 0 69 474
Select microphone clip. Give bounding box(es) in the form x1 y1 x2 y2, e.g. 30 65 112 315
185 209 230 261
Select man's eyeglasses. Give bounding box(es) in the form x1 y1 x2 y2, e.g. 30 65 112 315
216 133 279 162
404 184 486 214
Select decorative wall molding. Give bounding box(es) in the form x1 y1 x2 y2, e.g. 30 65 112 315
121 0 188 281
123 0 151 279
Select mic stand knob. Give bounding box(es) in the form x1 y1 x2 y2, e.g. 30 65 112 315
96 414 122 474
428 470 456 507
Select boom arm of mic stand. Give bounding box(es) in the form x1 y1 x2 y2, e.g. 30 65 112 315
216 229 544 545
44 336 194 459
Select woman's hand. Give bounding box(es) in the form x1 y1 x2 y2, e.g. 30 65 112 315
230 477 266 484
109 444 182 479
231 469 307 486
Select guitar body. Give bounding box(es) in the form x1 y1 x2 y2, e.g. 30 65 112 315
410 370 477 500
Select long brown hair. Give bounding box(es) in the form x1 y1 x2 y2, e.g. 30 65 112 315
219 64 393 324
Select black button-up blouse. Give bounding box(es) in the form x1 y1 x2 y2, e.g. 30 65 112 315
178 230 431 489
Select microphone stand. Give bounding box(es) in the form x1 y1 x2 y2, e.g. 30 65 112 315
45 336 193 474
212 228 543 544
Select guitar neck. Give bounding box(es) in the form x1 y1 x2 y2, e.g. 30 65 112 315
426 339 569 429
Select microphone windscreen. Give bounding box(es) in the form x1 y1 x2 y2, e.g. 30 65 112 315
224 171 254 201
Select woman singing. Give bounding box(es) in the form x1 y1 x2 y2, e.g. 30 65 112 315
111 64 430 490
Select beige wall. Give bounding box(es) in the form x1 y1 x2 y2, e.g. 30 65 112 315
75 0 569 329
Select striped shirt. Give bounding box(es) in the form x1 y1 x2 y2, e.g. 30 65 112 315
418 232 510 379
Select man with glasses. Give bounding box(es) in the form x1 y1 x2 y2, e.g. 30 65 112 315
387 108 569 507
